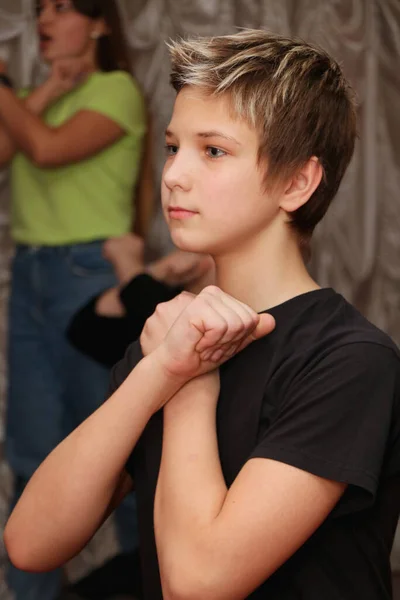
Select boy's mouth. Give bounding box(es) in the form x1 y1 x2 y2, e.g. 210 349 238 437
168 206 198 220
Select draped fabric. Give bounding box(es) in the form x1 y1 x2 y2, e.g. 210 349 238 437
0 1 399 593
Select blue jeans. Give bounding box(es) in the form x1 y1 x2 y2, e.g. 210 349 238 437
6 242 138 600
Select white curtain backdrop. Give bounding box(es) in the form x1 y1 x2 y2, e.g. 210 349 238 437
0 1 399 595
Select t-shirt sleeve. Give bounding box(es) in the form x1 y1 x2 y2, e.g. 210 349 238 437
80 72 146 137
66 294 134 369
120 273 181 326
250 342 400 515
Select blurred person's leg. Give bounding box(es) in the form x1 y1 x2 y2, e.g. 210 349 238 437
6 243 139 600
6 246 65 600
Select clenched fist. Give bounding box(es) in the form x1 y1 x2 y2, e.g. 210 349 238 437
143 286 275 382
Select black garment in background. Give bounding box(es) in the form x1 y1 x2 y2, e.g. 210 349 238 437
67 274 181 368
110 288 400 600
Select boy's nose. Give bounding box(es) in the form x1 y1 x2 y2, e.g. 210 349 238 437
163 162 192 192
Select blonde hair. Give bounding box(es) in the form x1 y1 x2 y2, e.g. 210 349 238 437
168 29 357 244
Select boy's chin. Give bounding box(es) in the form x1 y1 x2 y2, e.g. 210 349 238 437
170 232 209 255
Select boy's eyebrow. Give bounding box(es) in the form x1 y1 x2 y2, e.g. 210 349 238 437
165 129 241 146
197 131 242 146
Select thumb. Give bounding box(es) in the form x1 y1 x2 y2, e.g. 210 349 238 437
252 313 276 340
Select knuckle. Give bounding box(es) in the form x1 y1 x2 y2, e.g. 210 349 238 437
218 319 229 334
202 285 219 295
142 321 151 335
233 320 245 334
155 301 166 314
179 291 192 301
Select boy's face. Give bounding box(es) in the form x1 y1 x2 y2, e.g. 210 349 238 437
162 87 281 257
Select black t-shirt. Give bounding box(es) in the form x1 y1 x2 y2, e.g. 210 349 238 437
109 288 400 599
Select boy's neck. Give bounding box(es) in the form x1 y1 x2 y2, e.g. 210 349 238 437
214 227 320 313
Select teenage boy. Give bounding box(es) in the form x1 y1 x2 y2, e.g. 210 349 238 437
5 30 400 600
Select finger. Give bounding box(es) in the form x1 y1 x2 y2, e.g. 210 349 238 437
187 301 231 353
207 313 275 363
212 292 259 342
206 339 243 363
201 286 258 323
200 287 259 344
252 313 276 340
230 313 276 356
193 295 247 353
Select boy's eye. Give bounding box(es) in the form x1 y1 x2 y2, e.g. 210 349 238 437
165 144 178 156
206 146 226 159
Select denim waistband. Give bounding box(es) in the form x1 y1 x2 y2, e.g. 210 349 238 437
15 239 106 254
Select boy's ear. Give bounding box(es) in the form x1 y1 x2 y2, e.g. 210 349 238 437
279 157 323 213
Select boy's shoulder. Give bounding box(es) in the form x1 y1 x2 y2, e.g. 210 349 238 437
266 287 399 360
109 288 400 398
221 288 400 404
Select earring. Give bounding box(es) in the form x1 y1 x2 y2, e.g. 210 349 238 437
90 31 100 40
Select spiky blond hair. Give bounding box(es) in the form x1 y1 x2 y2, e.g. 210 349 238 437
168 29 357 243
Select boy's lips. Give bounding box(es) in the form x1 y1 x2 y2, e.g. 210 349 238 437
168 206 198 220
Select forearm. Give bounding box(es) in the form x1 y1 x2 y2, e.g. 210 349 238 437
0 80 57 167
5 353 185 572
0 86 54 163
24 79 60 115
155 376 228 595
114 261 144 287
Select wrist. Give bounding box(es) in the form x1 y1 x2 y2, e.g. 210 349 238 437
42 77 64 102
173 371 219 400
146 262 168 282
164 372 220 420
115 262 144 285
122 352 186 416
146 346 190 397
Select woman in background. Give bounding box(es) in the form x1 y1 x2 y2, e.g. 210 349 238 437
0 1 148 599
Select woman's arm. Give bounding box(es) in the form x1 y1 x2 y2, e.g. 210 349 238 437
0 57 129 168
0 63 65 167
0 85 125 168
4 351 187 573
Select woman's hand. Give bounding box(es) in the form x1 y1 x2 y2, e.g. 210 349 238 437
47 57 91 99
144 286 276 382
102 234 145 284
147 252 214 289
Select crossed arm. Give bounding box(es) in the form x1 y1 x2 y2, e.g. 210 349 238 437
0 84 124 168
4 287 346 597
155 375 346 600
